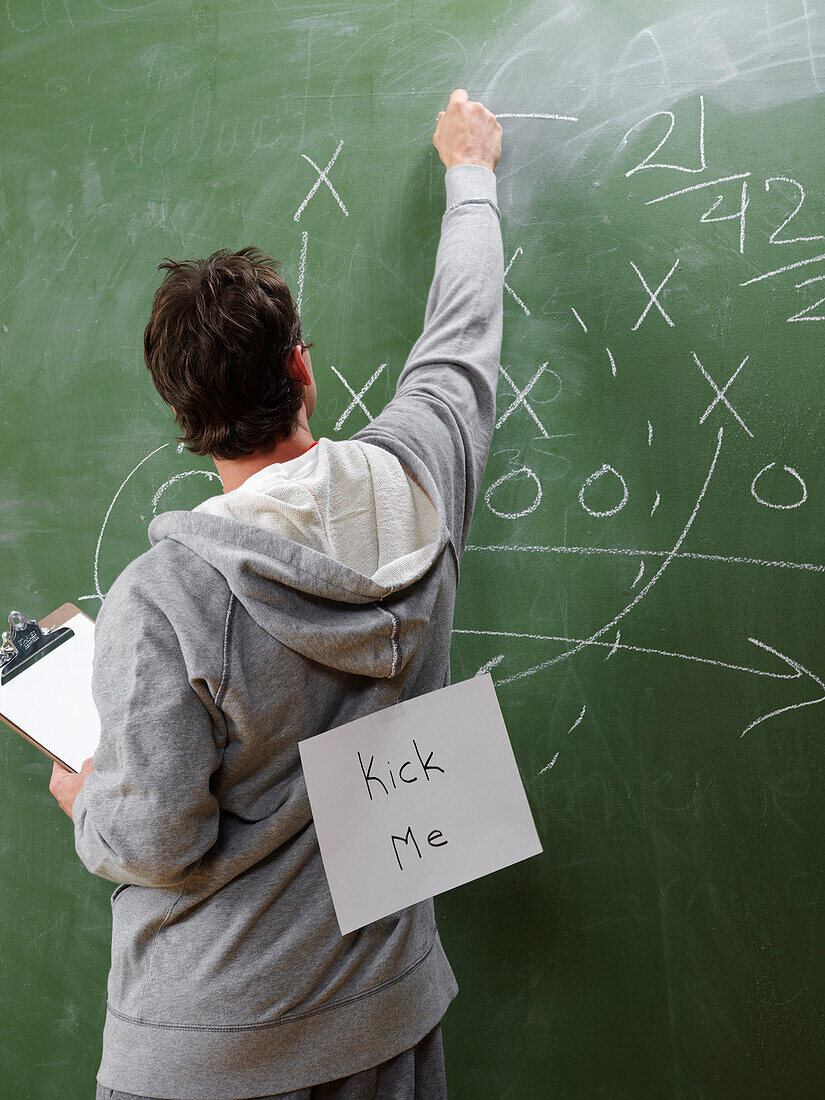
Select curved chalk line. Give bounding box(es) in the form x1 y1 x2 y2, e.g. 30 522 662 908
488 426 724 686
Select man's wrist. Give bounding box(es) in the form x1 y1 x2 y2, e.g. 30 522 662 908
444 163 500 216
444 161 496 174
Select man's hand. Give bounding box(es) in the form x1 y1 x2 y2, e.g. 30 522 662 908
49 757 95 821
432 88 503 173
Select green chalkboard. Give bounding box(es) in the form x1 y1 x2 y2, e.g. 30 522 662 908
3 1 825 1096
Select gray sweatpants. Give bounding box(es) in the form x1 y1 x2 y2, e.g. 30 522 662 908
94 1022 447 1099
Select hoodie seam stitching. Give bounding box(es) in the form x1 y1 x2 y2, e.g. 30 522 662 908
373 601 400 677
397 460 437 512
215 594 236 709
104 935 437 1032
296 481 335 555
135 892 187 1019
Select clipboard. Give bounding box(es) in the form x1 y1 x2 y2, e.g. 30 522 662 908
0 603 99 773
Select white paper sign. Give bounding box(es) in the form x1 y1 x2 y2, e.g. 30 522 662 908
298 673 543 936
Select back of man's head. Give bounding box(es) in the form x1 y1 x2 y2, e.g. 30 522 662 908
143 246 311 461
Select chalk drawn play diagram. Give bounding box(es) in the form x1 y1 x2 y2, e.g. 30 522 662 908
453 89 825 753
79 86 825 769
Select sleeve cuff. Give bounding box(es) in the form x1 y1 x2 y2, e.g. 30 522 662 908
444 164 498 211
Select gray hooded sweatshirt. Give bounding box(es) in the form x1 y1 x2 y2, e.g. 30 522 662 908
72 163 503 1099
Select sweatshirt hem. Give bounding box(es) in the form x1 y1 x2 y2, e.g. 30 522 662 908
96 931 458 1098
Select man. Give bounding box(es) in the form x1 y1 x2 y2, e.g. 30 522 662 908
49 88 503 1099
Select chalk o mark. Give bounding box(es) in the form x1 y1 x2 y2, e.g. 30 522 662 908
579 464 629 517
485 466 542 519
751 462 808 510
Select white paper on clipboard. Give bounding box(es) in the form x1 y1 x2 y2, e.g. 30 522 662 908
0 612 100 772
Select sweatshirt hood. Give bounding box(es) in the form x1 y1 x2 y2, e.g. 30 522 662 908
147 438 452 679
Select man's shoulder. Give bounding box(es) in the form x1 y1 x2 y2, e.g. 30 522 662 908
98 535 230 623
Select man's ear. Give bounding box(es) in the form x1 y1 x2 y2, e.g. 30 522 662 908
286 345 311 387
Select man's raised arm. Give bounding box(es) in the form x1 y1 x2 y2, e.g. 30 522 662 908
353 89 504 560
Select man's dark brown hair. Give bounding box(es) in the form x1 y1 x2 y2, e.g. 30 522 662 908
143 246 313 460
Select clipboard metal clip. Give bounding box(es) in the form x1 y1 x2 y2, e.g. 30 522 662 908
0 611 75 686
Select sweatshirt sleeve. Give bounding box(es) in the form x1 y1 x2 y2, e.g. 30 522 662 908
352 163 504 560
72 565 223 888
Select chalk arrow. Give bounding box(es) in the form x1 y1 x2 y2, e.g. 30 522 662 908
454 628 825 738
741 637 825 737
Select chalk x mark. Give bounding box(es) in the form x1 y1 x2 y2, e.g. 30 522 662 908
294 139 348 222
631 259 679 330
496 363 557 438
331 363 386 430
692 352 753 437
